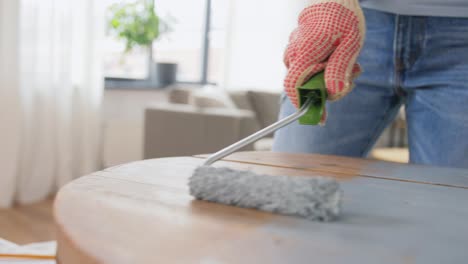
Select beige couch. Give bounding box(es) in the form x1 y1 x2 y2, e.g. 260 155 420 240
144 87 281 159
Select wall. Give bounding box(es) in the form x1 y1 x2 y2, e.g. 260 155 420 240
102 89 168 167
223 0 309 91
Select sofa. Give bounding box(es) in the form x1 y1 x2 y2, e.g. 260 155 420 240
144 87 281 159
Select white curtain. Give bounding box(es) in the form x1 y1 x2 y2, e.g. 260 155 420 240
0 0 104 207
223 0 309 91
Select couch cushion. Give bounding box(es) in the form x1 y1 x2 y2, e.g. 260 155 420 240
247 91 281 128
189 85 237 109
229 91 254 111
168 87 192 104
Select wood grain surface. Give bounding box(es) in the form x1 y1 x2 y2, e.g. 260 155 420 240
54 152 468 264
199 152 468 188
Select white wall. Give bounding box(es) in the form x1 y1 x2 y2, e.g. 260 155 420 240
223 0 309 91
102 89 167 167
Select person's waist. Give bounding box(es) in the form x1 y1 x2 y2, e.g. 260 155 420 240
360 0 468 18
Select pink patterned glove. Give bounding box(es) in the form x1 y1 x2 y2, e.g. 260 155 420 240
284 0 366 108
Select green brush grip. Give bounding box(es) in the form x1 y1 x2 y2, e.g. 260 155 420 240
296 72 327 125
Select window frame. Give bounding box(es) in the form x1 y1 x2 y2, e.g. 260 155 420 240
104 0 213 89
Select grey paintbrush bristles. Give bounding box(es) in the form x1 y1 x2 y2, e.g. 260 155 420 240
189 166 343 221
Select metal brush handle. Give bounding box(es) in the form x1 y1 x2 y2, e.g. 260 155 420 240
203 96 314 166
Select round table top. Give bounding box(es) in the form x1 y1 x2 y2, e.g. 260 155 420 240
54 152 468 264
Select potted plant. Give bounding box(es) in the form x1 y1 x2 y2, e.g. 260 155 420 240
108 0 177 87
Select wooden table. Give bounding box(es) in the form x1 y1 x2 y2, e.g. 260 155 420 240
54 152 468 264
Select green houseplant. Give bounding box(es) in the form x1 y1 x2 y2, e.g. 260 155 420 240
108 0 177 86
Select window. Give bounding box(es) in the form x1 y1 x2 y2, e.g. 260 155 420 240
103 0 227 88
103 0 149 80
207 0 229 84
153 0 205 82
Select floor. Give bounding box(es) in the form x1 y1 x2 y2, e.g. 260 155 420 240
0 199 55 244
370 147 409 164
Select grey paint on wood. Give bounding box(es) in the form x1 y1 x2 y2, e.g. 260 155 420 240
254 177 468 263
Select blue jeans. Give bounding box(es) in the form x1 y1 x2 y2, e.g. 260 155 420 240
273 8 468 169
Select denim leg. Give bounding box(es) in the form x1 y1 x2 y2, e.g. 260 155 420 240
402 17 468 168
273 9 402 157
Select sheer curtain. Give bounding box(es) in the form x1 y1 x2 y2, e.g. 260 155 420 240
0 0 104 207
223 0 309 91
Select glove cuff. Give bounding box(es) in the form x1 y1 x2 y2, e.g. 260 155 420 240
308 0 360 8
301 0 362 23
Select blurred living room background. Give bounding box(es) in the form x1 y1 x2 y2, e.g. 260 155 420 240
0 0 407 211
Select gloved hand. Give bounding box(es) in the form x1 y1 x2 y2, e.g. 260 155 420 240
284 0 366 109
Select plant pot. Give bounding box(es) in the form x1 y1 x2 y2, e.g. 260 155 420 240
154 62 177 87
